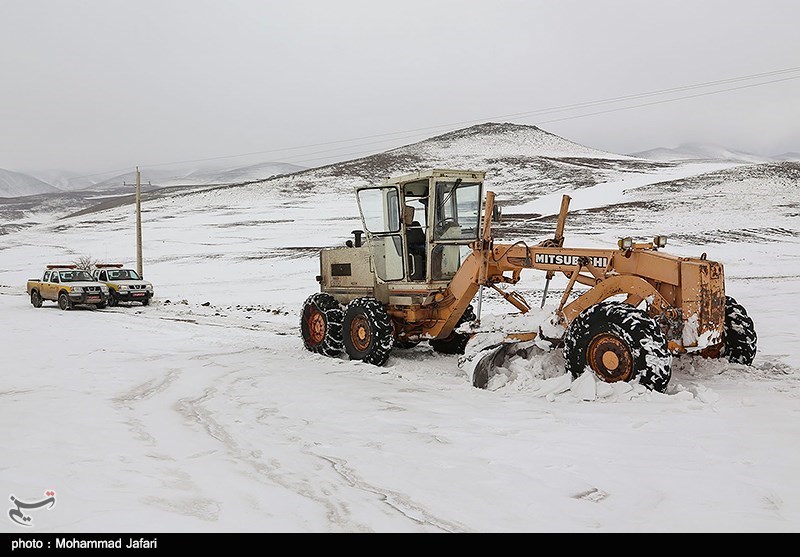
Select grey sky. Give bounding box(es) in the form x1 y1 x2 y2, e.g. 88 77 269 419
2 0 799 175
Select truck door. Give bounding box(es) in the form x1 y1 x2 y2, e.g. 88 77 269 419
47 272 60 299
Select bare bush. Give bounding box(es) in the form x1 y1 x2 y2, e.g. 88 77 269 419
72 254 97 271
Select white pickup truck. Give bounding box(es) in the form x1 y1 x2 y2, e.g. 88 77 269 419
91 264 154 307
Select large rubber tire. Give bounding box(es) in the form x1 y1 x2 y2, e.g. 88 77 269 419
58 292 71 311
96 301 106 309
300 293 344 357
107 290 118 307
141 298 150 306
564 301 672 393
31 290 42 308
429 305 476 355
342 297 394 366
722 296 757 365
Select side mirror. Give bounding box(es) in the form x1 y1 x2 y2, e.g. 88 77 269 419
351 230 364 248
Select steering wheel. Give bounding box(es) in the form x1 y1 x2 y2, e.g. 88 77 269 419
435 217 458 235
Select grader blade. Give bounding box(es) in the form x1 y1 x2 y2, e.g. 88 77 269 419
458 332 538 389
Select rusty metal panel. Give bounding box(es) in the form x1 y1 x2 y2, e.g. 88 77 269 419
679 260 724 350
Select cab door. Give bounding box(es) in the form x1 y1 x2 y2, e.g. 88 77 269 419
430 178 483 281
355 186 405 284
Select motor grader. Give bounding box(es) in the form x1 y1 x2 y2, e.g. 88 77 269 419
300 169 757 392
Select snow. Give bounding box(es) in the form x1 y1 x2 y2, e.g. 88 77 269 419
2 128 800 533
630 143 775 164
0 168 61 197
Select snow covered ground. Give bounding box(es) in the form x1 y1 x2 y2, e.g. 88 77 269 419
2 148 799 532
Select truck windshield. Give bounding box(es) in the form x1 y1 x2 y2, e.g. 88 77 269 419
108 269 140 280
59 270 94 282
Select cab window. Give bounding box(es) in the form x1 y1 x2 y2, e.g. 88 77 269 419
357 187 401 234
43 271 51 282
433 181 481 242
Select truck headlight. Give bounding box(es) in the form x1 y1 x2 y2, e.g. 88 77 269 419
618 237 633 250
100 286 109 293
146 284 153 290
653 235 668 248
119 285 128 291
70 286 83 292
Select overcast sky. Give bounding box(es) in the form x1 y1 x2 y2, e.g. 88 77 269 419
1 0 799 175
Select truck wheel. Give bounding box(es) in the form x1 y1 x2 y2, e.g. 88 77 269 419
722 296 757 365
58 292 71 311
430 305 476 355
107 291 117 307
30 290 43 308
141 298 150 306
564 301 672 393
301 293 344 357
343 297 394 366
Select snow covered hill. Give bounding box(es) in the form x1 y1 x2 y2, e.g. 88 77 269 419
630 142 774 164
174 123 686 211
81 161 307 192
0 168 61 197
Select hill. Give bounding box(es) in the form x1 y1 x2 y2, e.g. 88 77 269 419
0 168 61 197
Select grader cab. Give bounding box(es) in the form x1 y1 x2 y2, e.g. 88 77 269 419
301 169 757 392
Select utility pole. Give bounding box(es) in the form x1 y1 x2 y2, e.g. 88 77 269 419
135 166 143 277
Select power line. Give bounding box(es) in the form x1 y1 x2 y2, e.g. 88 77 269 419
279 75 800 166
70 65 800 179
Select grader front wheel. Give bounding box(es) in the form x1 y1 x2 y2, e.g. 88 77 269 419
722 296 757 365
564 301 672 392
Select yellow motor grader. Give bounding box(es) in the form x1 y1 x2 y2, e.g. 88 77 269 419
301 169 757 392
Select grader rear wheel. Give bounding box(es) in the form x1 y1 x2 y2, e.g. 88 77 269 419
343 297 394 366
564 301 672 392
300 293 344 357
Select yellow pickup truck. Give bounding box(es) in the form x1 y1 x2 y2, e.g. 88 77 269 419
91 264 154 307
27 265 110 310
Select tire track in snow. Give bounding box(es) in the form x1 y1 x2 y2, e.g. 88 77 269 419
317 455 470 533
176 388 369 531
113 367 182 446
176 384 466 531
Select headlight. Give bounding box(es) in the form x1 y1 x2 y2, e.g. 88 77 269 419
618 237 633 250
146 284 153 290
71 286 83 292
119 285 128 291
653 235 668 248
100 286 109 293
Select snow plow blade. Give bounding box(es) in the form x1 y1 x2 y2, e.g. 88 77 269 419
458 332 538 389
